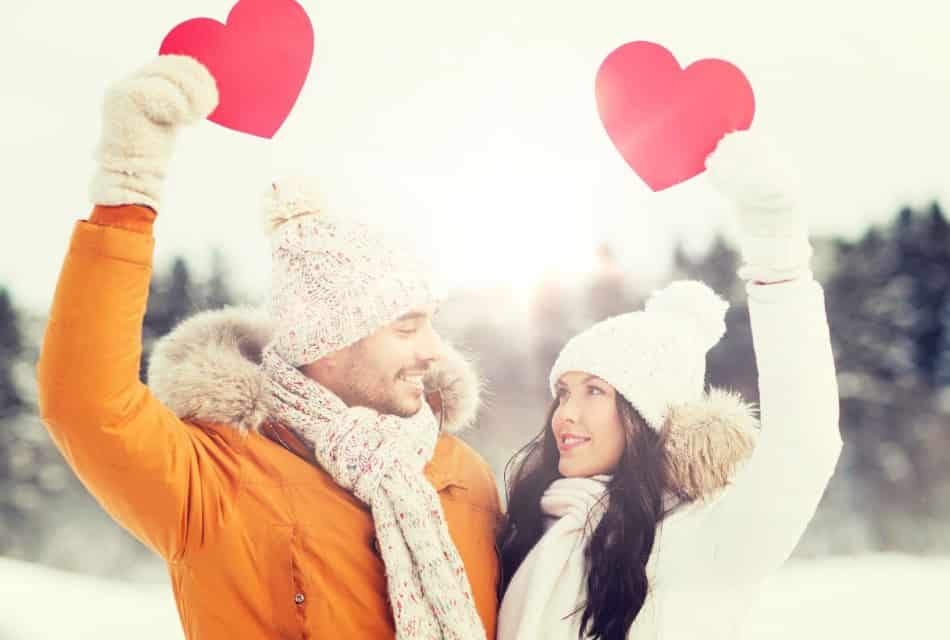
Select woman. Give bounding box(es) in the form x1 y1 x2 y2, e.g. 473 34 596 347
497 131 842 640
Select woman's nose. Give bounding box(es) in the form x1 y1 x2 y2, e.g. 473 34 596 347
557 397 580 424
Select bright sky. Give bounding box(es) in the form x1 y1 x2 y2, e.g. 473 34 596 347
2 0 949 312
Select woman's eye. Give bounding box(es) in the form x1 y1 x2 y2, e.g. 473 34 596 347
588 386 604 396
556 388 568 401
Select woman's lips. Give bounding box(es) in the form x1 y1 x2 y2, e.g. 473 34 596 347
557 433 591 453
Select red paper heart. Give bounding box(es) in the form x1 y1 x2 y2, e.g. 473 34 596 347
159 0 314 139
595 41 755 191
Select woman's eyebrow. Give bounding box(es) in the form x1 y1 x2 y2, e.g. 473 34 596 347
557 376 603 388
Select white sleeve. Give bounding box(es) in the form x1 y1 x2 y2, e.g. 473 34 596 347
701 273 842 581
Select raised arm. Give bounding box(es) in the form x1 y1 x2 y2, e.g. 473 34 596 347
698 131 842 580
36 56 233 562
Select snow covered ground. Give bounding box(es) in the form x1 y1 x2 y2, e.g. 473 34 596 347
0 558 180 640
1 554 946 639
741 554 948 638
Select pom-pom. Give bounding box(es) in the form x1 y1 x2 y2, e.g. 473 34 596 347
261 177 326 236
645 280 729 350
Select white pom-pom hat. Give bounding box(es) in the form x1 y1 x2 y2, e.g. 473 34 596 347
549 279 760 499
263 177 446 366
550 279 728 431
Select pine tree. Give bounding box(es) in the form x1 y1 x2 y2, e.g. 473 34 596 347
141 256 198 381
204 248 233 310
905 204 950 385
0 288 23 418
0 286 47 557
823 202 950 551
138 252 239 381
936 295 950 388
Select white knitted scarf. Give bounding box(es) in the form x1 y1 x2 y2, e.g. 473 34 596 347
497 476 611 640
261 346 485 640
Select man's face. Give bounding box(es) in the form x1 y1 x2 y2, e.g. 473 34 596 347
306 304 443 417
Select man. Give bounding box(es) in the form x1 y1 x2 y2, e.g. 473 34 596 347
37 55 499 640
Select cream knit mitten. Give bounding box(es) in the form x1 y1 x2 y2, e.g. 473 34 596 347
90 55 219 211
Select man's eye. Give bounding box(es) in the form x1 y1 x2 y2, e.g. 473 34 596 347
588 386 604 395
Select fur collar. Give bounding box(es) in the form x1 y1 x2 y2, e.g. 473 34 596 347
147 306 481 435
663 388 760 501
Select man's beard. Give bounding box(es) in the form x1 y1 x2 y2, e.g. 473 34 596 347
341 361 424 418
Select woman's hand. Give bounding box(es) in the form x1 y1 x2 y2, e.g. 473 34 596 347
705 130 813 283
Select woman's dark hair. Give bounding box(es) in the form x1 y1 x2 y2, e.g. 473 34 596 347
497 393 678 640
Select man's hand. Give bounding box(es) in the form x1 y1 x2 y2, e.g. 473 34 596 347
90 55 219 211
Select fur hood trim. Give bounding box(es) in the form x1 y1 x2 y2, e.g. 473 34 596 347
147 306 481 434
663 388 760 501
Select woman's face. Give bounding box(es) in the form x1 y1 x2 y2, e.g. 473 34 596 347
552 371 627 478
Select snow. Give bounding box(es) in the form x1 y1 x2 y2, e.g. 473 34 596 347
0 558 180 640
1 554 946 638
741 554 948 638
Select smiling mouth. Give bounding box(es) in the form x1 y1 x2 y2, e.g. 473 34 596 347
398 372 426 393
558 433 591 453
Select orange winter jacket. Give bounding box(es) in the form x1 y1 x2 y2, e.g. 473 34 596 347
37 206 501 639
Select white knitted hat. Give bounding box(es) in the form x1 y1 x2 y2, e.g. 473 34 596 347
549 280 729 431
550 280 763 500
263 177 445 366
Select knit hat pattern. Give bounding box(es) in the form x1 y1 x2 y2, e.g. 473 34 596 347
264 177 444 366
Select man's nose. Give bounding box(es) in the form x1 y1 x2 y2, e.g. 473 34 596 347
416 323 444 364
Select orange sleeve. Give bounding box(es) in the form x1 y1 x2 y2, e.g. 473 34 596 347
36 209 241 562
88 204 157 234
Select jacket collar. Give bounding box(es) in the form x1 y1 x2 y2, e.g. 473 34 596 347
147 306 483 437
